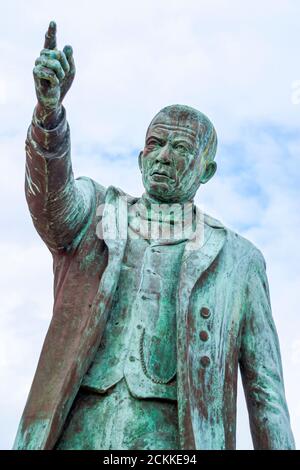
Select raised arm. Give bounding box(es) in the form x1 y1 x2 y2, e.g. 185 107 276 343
26 21 94 254
239 249 295 449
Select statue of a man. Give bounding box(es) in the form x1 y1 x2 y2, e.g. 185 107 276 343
14 22 295 450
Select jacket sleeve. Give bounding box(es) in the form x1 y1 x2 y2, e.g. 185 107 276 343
25 106 95 254
239 249 295 449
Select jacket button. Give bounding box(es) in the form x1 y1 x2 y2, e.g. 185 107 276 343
199 331 209 341
200 356 211 367
200 307 211 319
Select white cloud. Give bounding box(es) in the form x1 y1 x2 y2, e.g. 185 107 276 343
291 340 300 366
0 79 7 104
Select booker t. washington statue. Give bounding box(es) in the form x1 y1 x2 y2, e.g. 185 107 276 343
14 22 295 450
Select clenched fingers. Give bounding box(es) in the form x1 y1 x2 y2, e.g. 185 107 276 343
35 56 65 81
40 49 70 74
63 45 75 76
33 65 59 86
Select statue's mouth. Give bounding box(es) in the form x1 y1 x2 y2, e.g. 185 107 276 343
151 169 173 180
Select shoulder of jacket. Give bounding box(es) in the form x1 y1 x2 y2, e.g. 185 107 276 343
75 176 106 203
204 211 265 264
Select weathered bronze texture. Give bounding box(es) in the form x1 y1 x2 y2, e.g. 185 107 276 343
14 22 295 450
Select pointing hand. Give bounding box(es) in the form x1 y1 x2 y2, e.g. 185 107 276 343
33 21 75 110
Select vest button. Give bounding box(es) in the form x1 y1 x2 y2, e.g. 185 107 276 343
200 307 211 319
199 331 209 342
200 356 211 367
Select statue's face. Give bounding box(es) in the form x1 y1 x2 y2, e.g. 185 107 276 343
139 107 217 203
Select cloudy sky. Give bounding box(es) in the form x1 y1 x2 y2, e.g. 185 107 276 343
1 0 300 449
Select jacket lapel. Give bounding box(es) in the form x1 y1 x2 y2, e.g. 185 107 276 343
177 208 226 449
94 185 128 306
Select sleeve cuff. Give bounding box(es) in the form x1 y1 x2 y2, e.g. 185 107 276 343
31 106 68 151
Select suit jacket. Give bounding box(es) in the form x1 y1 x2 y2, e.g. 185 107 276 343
14 107 295 450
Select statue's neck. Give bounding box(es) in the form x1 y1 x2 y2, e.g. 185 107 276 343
142 192 194 207
139 192 195 224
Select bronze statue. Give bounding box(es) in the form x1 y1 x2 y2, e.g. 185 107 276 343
14 22 295 450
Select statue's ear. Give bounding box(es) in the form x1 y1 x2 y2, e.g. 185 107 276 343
138 151 143 173
200 160 217 184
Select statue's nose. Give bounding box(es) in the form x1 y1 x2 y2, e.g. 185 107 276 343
156 144 172 165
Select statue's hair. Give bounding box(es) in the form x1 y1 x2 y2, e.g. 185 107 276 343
147 104 218 162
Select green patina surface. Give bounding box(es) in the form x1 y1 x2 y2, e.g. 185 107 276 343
14 21 295 450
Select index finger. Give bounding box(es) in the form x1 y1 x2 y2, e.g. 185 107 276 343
44 21 57 50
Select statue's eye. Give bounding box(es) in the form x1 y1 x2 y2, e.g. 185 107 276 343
147 139 162 148
175 143 188 153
